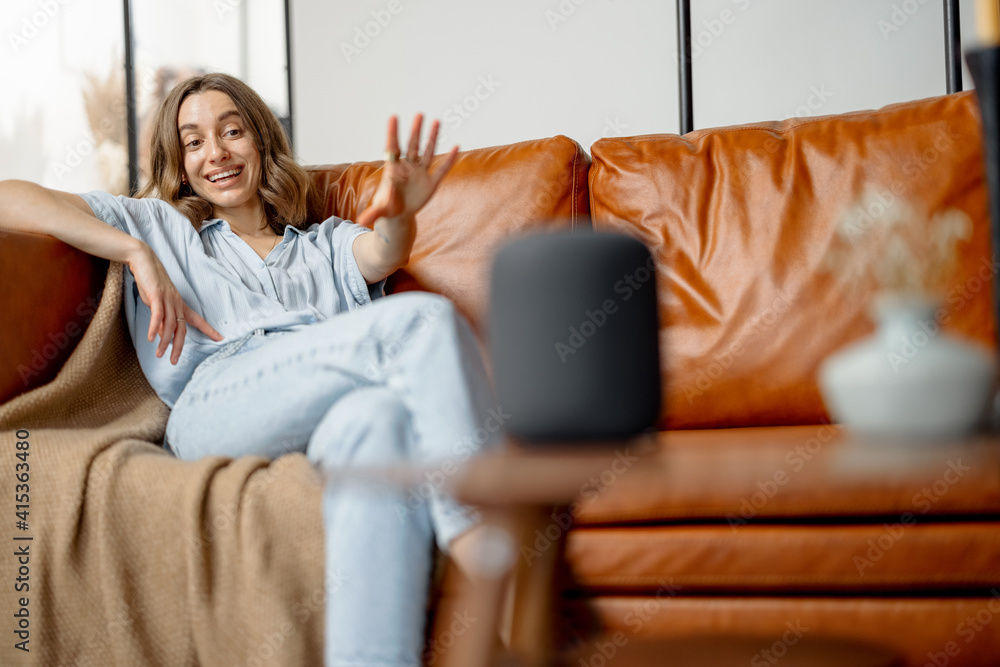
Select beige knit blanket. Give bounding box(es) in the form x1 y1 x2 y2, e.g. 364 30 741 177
0 262 325 666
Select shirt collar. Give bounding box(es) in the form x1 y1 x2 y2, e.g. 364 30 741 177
198 218 225 233
198 218 307 235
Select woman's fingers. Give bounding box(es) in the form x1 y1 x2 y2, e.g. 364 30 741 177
385 115 400 160
161 302 225 364
132 250 223 364
184 306 224 342
157 301 177 359
406 114 423 161
368 114 458 222
147 297 162 343
171 317 187 365
356 202 389 228
422 120 440 167
431 145 460 189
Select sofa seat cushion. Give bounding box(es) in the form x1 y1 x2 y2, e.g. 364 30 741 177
565 521 1000 594
571 426 1000 524
306 136 591 336
563 596 1000 667
557 634 903 667
589 91 994 429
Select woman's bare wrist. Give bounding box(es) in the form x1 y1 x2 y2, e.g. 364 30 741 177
372 214 414 267
123 237 152 270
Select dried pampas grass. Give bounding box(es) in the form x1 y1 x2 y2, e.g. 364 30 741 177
82 64 129 195
821 189 972 300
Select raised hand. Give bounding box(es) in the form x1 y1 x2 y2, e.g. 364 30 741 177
127 244 223 364
356 114 459 228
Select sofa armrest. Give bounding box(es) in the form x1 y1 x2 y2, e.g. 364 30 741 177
0 229 108 404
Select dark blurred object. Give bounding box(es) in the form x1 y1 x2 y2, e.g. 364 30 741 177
489 230 661 441
966 46 1000 357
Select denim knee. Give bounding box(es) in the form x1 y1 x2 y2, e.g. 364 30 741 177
306 386 413 469
389 292 457 329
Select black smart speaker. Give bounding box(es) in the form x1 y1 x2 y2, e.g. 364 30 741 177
489 230 661 442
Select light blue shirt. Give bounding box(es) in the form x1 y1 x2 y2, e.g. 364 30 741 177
79 190 385 408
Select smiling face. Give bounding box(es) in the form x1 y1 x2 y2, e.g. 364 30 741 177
177 89 262 223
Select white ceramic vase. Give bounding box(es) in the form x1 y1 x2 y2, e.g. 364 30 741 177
818 296 995 440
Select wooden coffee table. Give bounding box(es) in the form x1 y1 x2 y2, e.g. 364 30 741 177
434 435 660 666
434 432 928 666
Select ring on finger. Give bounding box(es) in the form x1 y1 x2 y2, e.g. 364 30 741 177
384 150 399 163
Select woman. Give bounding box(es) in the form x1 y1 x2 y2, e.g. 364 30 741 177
0 73 499 666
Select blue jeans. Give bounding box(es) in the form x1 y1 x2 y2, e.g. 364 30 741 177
164 292 503 666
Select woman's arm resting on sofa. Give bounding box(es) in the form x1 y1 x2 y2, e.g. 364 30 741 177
0 179 222 363
0 179 145 264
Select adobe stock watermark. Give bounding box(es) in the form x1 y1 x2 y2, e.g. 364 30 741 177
340 0 412 63
750 620 810 666
17 295 100 386
853 458 970 576
290 566 349 628
671 0 759 63
49 66 157 185
213 0 241 20
884 255 998 373
393 406 511 522
680 288 795 405
554 254 656 364
82 603 142 655
50 106 127 183
437 75 502 149
840 126 960 245
587 116 630 152
423 609 478 665
521 447 638 566
239 566 349 667
725 421 842 530
917 589 1000 666
544 0 593 32
184 438 305 552
7 0 73 53
576 579 682 666
363 296 450 380
877 0 931 41
526 165 574 222
837 123 960 240
781 85 834 121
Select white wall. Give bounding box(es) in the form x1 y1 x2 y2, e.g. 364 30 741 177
691 0 978 129
291 0 676 164
292 0 981 165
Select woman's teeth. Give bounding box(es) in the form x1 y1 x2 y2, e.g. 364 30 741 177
208 168 242 183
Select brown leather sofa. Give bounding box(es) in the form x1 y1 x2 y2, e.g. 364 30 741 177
564 89 1000 667
3 90 999 666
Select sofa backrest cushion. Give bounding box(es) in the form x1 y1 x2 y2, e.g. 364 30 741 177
590 91 994 430
305 136 591 335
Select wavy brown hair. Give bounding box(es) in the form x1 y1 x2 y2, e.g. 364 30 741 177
137 73 309 232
